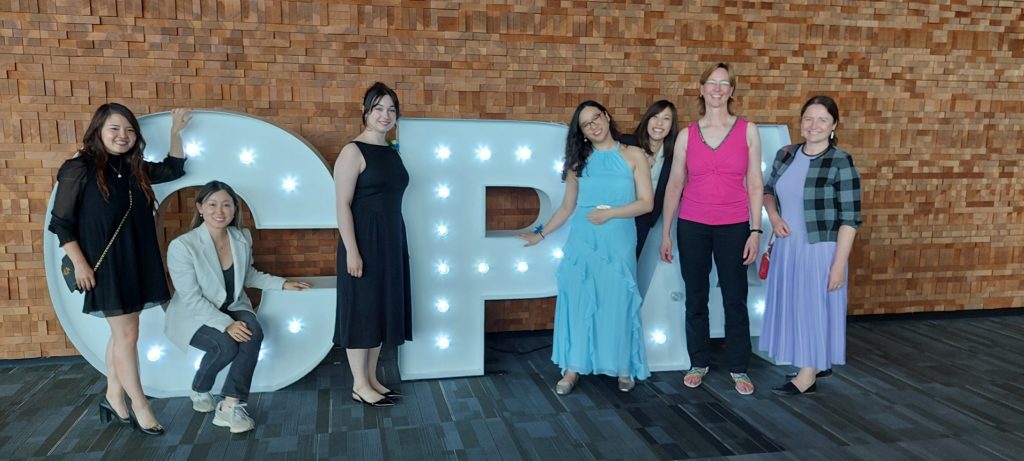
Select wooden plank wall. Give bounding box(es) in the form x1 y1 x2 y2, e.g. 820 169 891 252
1 1 1022 358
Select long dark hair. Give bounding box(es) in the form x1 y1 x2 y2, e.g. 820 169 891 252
563 100 620 180
80 103 155 205
801 95 841 146
190 180 244 229
633 100 679 164
361 82 400 126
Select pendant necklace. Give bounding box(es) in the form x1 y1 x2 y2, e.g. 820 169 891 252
109 160 124 178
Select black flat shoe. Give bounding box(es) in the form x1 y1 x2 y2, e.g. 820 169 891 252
785 369 832 379
383 391 403 400
98 397 131 425
351 392 395 407
771 381 816 396
128 411 165 436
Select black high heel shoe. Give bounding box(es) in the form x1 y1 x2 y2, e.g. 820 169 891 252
351 391 395 407
98 397 131 425
128 410 166 436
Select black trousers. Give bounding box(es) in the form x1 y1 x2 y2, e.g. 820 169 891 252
677 219 751 373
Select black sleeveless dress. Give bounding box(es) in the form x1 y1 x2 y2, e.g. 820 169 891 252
335 141 412 348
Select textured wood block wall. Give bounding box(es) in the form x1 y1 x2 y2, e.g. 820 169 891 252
2 1 1022 358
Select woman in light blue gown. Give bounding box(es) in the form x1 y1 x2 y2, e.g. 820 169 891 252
519 100 654 395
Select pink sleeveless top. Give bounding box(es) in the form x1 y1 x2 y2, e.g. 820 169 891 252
678 118 751 225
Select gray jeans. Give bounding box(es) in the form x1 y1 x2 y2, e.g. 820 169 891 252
189 309 263 401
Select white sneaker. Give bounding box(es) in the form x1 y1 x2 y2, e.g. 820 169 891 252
212 402 255 433
190 391 216 413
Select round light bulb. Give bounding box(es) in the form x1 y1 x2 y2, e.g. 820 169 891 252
436 335 450 350
146 346 164 362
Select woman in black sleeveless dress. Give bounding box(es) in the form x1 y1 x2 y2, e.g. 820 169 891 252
49 104 190 434
334 83 411 407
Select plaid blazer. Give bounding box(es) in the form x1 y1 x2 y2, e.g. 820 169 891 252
763 143 862 243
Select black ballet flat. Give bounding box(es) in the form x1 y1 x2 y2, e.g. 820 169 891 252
351 392 395 407
383 390 403 400
771 381 816 396
128 411 165 436
98 397 131 425
785 369 833 379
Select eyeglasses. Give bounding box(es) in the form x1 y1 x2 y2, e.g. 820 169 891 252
580 113 605 131
704 79 732 88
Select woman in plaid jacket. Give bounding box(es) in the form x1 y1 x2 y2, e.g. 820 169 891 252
760 95 862 395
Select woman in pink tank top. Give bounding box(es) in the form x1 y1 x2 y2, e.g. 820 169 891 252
659 62 764 395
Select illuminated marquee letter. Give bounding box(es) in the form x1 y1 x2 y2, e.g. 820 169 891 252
397 119 569 379
43 110 337 397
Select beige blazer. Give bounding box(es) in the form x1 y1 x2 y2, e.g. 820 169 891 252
164 225 285 352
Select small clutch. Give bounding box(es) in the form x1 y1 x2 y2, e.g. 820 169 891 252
758 237 774 280
61 255 81 292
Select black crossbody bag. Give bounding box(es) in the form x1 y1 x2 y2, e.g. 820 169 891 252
61 189 133 292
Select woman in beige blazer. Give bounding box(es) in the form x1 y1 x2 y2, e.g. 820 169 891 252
164 180 309 433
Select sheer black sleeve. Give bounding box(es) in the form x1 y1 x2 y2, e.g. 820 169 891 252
146 156 187 184
48 157 90 246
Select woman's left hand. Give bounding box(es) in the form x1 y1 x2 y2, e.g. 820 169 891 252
283 280 312 290
742 233 760 265
827 265 845 291
171 108 191 133
587 208 612 225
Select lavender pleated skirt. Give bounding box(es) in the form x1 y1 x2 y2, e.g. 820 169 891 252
759 235 847 371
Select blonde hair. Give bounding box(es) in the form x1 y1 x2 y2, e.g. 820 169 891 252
697 62 737 116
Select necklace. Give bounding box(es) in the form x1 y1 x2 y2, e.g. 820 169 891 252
109 160 124 178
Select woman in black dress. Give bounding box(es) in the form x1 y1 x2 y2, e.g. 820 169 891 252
49 104 189 435
334 82 411 407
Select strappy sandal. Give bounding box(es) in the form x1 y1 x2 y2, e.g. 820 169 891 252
683 367 709 388
730 372 755 395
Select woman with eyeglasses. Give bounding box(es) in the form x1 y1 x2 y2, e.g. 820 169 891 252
519 100 654 395
660 62 764 395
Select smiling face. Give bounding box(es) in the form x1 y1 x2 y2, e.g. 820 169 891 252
578 106 610 144
700 67 734 111
100 113 138 155
197 190 237 231
646 107 674 143
364 94 398 133
800 104 837 145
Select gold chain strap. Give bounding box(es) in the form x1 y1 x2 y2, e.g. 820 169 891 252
92 188 133 271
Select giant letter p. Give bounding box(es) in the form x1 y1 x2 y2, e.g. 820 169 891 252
398 119 568 379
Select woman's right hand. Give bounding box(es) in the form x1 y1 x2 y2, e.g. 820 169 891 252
226 320 253 343
516 233 543 247
346 251 363 278
770 215 791 237
74 263 96 291
660 236 674 263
